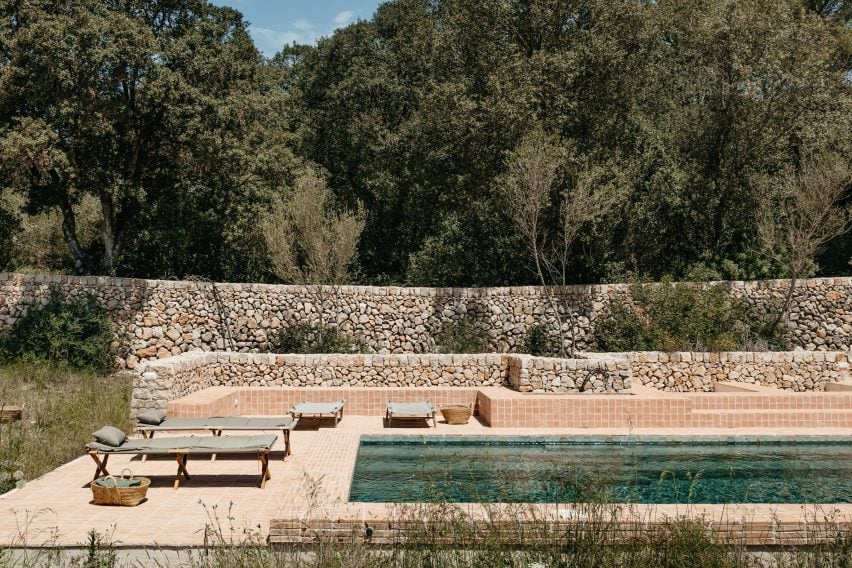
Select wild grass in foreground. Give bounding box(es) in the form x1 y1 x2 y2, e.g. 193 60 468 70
0 362 132 493
0 500 850 567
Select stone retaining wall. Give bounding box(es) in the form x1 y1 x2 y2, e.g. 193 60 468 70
2 273 852 368
507 354 631 393
131 350 849 413
132 352 631 414
624 351 849 392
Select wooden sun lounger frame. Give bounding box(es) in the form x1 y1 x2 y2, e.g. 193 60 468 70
87 447 271 490
137 419 293 461
289 400 345 426
385 401 437 428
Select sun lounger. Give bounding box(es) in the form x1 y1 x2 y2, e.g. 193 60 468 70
289 400 345 426
136 416 295 458
386 401 436 428
86 434 277 489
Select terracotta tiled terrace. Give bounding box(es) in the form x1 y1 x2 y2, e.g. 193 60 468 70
0 386 850 548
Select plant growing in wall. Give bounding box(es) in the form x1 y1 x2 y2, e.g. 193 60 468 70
593 280 775 352
522 323 558 356
434 319 490 354
262 168 366 346
270 323 363 354
501 128 622 357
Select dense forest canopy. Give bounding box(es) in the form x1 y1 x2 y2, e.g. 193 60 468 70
0 0 850 286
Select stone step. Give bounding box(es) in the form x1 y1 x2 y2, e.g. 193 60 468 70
693 408 850 415
692 409 852 428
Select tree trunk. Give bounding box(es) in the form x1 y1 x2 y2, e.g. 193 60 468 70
100 194 118 274
58 192 90 275
533 251 568 357
767 275 797 340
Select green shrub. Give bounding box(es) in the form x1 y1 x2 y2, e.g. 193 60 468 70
594 302 655 352
595 281 776 352
0 291 114 372
522 323 558 356
434 319 490 353
270 324 362 354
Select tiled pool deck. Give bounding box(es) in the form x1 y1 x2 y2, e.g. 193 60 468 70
0 416 850 548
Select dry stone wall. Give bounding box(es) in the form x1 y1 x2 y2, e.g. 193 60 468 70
508 354 631 393
624 351 849 392
131 350 845 413
132 352 630 413
2 273 852 369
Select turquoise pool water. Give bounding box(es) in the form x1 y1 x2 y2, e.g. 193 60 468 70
348 436 852 504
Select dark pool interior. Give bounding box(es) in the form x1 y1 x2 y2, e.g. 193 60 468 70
348 436 852 504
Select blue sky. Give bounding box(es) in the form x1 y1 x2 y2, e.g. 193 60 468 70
211 0 384 56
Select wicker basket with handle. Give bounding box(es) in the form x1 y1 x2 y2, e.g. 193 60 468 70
440 404 472 425
91 469 150 506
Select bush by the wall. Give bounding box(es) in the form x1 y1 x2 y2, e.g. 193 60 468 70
522 323 558 356
594 281 776 352
593 303 654 352
434 319 490 353
0 291 114 372
270 324 363 354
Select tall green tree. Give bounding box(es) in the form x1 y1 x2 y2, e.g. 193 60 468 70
0 0 298 279
285 0 851 285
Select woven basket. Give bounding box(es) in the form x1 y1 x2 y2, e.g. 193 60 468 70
91 469 150 506
0 404 23 423
440 404 472 425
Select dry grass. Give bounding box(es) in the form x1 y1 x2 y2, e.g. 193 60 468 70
0 362 132 491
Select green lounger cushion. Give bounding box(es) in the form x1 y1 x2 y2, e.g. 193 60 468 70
137 416 295 431
93 477 141 488
136 410 166 425
92 426 127 447
137 418 209 430
290 401 344 415
387 401 434 416
200 417 295 429
87 434 277 453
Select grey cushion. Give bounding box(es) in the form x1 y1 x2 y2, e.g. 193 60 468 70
290 401 344 415
387 401 434 416
92 426 127 448
87 434 277 454
136 410 166 425
94 477 141 488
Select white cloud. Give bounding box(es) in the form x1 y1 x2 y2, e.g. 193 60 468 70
333 10 355 26
252 26 320 55
249 9 360 57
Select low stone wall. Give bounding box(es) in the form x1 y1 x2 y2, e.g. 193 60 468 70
3 273 852 369
507 355 631 393
625 351 850 392
132 352 632 414
131 349 850 414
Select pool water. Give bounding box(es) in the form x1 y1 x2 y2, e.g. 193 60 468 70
348 436 852 504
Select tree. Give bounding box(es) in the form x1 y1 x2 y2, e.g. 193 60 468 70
262 169 365 331
758 154 852 338
0 0 297 278
501 128 620 356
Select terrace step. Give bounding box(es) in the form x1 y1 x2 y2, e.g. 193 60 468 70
691 409 852 428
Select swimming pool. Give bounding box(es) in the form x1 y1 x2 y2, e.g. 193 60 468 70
348 436 852 504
